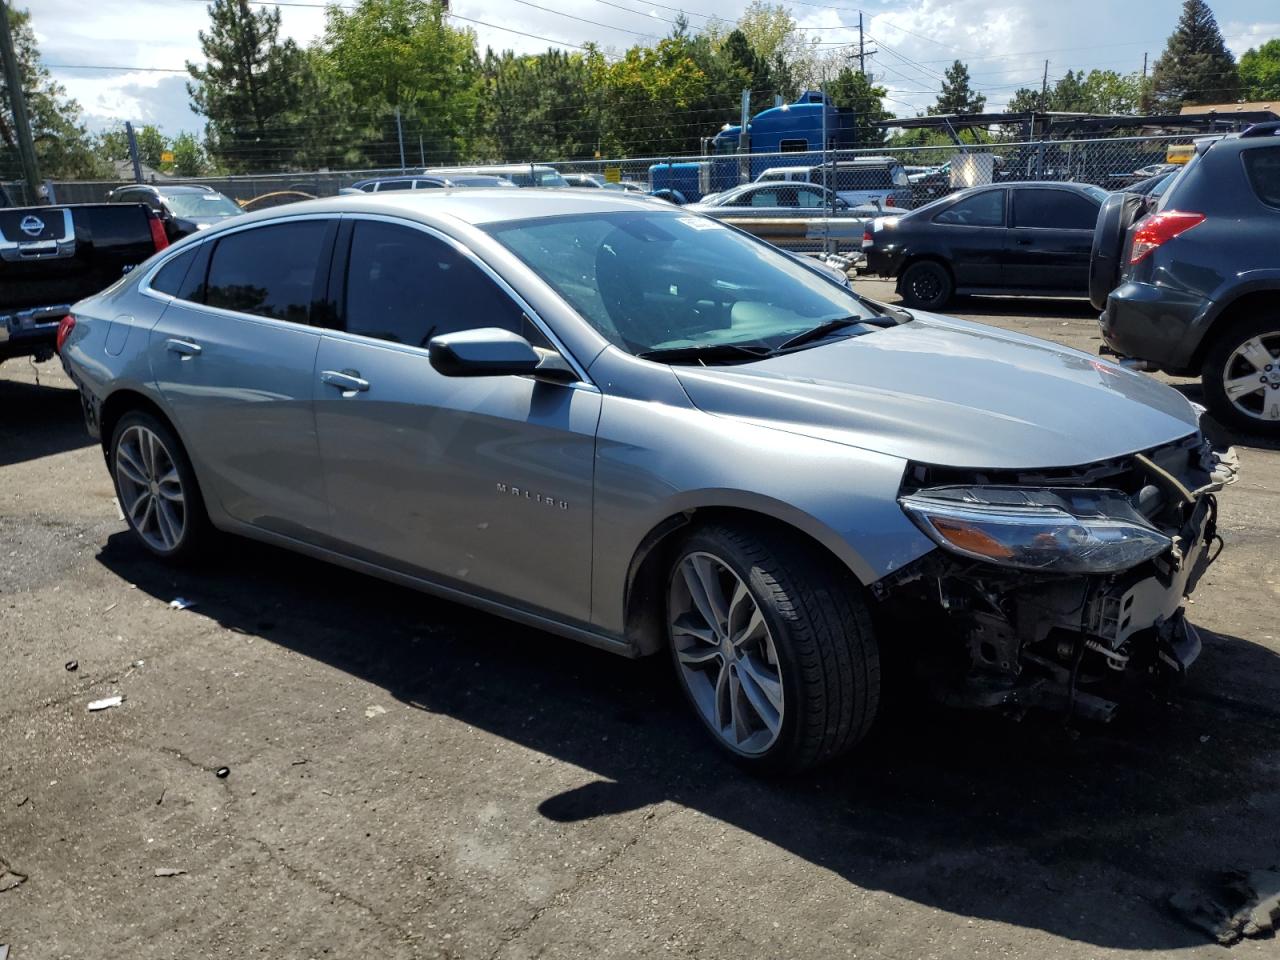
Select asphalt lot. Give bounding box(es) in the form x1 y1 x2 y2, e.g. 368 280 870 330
2 281 1278 958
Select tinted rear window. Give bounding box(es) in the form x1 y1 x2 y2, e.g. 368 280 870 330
149 248 198 297
1242 145 1280 208
205 221 328 323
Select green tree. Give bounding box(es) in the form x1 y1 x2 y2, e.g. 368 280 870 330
134 124 169 170
170 132 209 176
1079 70 1143 113
827 67 891 146
186 0 306 172
930 60 986 115
1150 0 1239 109
1239 38 1280 99
320 0 482 166
0 5 108 180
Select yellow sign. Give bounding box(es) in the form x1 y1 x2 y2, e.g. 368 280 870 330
603 166 621 183
1167 144 1194 164
160 151 174 164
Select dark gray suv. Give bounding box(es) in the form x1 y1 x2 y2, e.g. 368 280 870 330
1092 123 1280 436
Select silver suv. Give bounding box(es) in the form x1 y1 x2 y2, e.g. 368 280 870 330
60 191 1236 773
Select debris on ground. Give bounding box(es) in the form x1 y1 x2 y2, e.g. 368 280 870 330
87 695 124 712
365 705 387 719
0 866 27 893
1169 867 1280 944
168 597 196 611
215 767 230 779
15 796 29 808
1 942 10 960
153 867 187 878
64 660 78 672
156 788 166 806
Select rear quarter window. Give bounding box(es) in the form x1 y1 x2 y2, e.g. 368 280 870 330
1242 145 1280 208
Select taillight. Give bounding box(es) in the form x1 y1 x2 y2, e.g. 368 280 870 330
148 212 170 252
1128 210 1204 264
885 196 896 207
862 229 874 248
56 314 75 353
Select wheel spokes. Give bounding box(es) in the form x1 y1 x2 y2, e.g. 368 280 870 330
1236 336 1275 372
1224 373 1264 401
116 445 149 486
116 425 186 553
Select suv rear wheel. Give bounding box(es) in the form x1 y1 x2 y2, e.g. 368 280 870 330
666 524 880 773
1202 314 1280 437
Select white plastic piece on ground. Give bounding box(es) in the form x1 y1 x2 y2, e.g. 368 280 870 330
365 705 387 719
168 597 195 610
87 695 124 712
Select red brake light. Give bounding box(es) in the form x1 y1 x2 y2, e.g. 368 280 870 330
885 195 896 207
56 314 76 354
148 212 170 252
862 229 874 248
1128 210 1204 264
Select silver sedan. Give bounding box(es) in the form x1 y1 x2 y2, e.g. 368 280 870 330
60 190 1234 773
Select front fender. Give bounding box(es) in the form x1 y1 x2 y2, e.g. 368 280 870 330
589 389 936 638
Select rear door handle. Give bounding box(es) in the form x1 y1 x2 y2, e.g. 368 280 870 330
1015 237 1034 245
320 369 370 393
165 338 202 357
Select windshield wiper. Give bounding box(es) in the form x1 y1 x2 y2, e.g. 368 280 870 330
777 316 870 352
637 342 774 365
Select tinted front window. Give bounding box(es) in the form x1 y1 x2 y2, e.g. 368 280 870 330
343 220 526 347
1242 145 1280 208
933 190 1004 226
486 211 877 356
795 187 826 209
205 220 328 323
1012 189 1098 229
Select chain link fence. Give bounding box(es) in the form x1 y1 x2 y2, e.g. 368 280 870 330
3 134 1194 256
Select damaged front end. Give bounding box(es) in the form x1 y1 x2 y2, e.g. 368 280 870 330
875 434 1239 721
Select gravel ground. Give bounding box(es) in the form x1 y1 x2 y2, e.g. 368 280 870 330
1 283 1278 959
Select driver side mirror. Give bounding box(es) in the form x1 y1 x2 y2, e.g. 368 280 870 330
428 327 542 378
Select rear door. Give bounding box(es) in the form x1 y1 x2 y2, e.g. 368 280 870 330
1005 187 1099 292
923 187 1007 287
312 216 600 624
148 216 337 541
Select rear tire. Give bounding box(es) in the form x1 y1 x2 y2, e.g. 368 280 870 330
1201 313 1280 438
666 524 880 774
898 260 953 310
109 410 212 562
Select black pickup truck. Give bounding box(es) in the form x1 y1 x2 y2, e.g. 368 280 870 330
0 201 167 365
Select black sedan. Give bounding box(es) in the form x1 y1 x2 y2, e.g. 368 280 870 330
862 182 1108 309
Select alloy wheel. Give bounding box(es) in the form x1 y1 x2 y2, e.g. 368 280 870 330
908 272 941 303
115 424 187 553
669 552 785 756
1221 332 1280 423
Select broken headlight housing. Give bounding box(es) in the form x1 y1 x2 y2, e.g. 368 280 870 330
899 486 1172 574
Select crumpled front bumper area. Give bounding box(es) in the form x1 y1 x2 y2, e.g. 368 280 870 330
878 439 1239 721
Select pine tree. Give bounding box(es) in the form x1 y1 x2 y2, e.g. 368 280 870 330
186 0 305 172
1150 0 1239 109
929 61 986 115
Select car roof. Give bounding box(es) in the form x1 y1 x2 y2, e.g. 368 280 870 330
351 175 444 186
188 188 664 231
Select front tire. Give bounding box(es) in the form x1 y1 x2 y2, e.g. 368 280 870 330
667 524 880 774
1201 314 1280 438
898 260 953 310
109 410 211 561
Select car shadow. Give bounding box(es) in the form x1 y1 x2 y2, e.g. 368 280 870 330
0 371 95 466
1170 382 1280 453
948 295 1099 320
96 531 1280 951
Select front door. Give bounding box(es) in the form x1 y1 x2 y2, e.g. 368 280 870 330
312 218 600 625
148 218 335 540
1004 187 1099 292
927 187 1007 287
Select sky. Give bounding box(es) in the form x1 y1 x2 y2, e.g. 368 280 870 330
27 0 1280 138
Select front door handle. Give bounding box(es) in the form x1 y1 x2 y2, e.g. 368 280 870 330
320 369 370 393
1014 237 1034 245
165 338 202 357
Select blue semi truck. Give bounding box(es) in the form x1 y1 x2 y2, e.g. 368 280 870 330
650 91 859 202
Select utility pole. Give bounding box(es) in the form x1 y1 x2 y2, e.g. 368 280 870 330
124 121 143 182
1040 59 1049 111
0 0 43 204
858 12 865 77
394 106 405 173
737 88 750 186
418 134 425 168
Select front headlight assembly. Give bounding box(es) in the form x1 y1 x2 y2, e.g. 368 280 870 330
899 485 1172 574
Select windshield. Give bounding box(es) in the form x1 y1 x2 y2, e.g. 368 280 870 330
485 211 878 357
165 193 241 218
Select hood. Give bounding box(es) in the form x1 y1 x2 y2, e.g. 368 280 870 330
673 313 1199 470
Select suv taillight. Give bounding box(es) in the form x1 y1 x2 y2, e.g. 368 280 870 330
884 195 895 207
56 314 75 354
1128 210 1204 264
148 212 170 252
862 229 874 248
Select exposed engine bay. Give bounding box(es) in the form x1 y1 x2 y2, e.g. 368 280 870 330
877 432 1239 721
